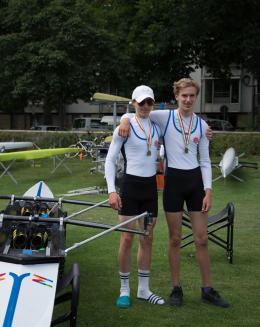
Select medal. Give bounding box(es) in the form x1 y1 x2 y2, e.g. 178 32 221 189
177 110 194 154
135 115 152 156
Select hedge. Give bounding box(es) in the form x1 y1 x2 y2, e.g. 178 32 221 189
0 130 112 149
0 130 260 156
210 132 260 156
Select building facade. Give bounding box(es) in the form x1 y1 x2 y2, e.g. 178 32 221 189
190 66 260 129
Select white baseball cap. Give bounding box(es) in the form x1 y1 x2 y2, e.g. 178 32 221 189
131 85 155 103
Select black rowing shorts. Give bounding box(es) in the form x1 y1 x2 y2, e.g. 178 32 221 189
119 174 158 217
163 167 205 212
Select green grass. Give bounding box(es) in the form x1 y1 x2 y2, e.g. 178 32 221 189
1 156 260 327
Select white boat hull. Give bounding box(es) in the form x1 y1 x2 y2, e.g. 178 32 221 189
23 181 54 198
0 142 34 151
0 181 58 326
220 147 237 178
0 262 59 327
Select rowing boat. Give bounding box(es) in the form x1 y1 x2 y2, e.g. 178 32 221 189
219 147 237 178
0 142 34 151
0 182 151 326
0 148 79 162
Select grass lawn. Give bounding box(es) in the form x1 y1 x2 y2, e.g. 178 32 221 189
0 155 260 327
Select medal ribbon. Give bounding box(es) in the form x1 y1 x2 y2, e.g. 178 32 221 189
135 115 152 151
177 110 194 150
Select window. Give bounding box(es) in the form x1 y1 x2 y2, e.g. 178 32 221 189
90 119 102 128
214 79 230 99
73 119 85 128
231 80 239 103
205 79 240 104
205 80 213 103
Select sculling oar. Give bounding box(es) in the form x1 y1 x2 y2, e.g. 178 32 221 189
0 195 110 208
65 219 146 235
0 214 147 236
64 199 109 221
65 212 150 254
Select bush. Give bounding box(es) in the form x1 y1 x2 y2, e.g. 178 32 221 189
210 132 260 156
0 130 112 148
1 130 260 155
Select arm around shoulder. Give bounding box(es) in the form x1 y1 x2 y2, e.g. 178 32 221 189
119 113 133 137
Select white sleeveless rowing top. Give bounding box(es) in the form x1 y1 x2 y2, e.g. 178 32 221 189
121 110 212 190
105 116 161 193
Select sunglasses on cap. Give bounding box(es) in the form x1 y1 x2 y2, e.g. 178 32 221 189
137 98 154 106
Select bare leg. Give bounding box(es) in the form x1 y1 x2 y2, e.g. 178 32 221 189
136 218 165 304
118 215 135 273
165 212 183 286
137 218 155 270
189 211 211 287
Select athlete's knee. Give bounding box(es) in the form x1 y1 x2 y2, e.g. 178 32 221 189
121 233 134 248
140 233 153 247
194 234 208 248
169 234 182 248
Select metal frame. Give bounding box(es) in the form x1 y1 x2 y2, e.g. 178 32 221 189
0 160 18 184
51 263 80 327
0 194 152 326
51 156 73 174
0 154 74 184
181 203 235 263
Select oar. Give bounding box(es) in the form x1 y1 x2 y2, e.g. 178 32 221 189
0 214 147 236
0 195 110 208
64 199 109 221
65 212 149 253
65 219 146 235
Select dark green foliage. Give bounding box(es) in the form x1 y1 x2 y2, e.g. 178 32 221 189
210 132 260 156
1 130 259 154
0 1 260 118
0 130 112 148
0 0 122 119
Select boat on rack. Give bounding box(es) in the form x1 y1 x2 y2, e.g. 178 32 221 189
0 181 151 327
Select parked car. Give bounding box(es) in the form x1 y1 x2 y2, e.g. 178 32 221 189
72 118 103 131
100 115 121 129
205 119 235 131
30 125 61 131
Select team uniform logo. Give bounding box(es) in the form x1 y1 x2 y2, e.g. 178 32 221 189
193 137 200 144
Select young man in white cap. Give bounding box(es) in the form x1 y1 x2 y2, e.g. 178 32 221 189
105 85 165 308
119 78 230 308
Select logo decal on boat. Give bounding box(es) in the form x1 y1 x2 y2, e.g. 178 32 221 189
0 273 6 281
32 273 53 288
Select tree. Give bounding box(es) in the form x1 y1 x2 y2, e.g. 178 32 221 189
121 0 260 99
183 0 260 78
0 0 122 125
125 0 196 101
1 0 259 115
